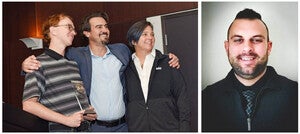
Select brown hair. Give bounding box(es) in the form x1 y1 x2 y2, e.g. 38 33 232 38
80 12 109 41
42 13 73 44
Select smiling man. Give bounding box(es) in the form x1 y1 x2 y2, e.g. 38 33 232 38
22 13 97 132
202 8 297 132
21 12 180 132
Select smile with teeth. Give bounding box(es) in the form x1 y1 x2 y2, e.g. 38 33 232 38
144 40 152 44
241 56 255 61
99 33 108 37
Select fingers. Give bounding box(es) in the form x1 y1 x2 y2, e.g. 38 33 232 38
73 120 82 127
84 113 97 121
168 58 177 65
77 110 85 114
168 53 175 59
87 105 94 111
168 53 180 68
83 106 97 121
71 110 84 126
168 57 179 68
169 61 179 68
22 55 41 73
28 55 41 68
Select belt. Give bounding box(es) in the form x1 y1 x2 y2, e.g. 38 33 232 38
94 116 126 127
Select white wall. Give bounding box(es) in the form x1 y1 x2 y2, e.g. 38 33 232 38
202 2 298 89
147 16 164 53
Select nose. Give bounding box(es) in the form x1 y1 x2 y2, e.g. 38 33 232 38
72 30 77 35
102 26 109 33
147 34 155 40
242 41 253 53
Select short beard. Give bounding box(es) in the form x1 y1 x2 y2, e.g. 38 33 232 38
100 32 109 45
229 54 268 80
101 39 109 45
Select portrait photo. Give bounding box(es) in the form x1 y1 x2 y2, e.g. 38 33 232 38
201 2 298 132
202 2 297 89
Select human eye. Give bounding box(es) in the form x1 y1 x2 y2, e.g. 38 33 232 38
68 24 74 31
232 37 243 44
142 33 147 36
151 32 155 37
95 25 101 29
251 37 263 44
104 24 109 29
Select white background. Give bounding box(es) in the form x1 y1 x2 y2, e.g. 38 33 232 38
201 2 298 89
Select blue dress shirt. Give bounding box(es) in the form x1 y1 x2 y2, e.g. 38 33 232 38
89 47 126 121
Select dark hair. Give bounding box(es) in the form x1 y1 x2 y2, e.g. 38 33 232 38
227 8 269 41
126 20 153 48
42 13 73 44
80 12 109 40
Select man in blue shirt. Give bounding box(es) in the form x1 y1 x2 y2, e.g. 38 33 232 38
22 12 179 132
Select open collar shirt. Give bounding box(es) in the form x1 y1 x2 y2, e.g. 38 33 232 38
89 46 125 121
132 49 156 102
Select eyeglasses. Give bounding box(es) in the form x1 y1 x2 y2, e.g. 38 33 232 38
54 24 75 32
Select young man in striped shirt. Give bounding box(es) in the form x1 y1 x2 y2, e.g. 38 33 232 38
22 13 97 132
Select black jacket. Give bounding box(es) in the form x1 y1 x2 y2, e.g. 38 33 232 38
202 66 298 132
125 50 191 132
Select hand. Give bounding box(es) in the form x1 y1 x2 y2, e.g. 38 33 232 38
168 53 180 69
22 55 41 73
65 110 85 127
83 106 97 121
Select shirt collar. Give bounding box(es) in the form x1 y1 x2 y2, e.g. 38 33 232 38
90 46 111 58
132 48 156 60
45 48 64 60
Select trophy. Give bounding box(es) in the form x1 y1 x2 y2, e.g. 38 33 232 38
70 80 87 110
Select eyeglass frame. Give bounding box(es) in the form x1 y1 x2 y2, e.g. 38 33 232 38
53 24 75 32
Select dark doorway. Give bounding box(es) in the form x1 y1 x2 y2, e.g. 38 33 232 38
161 9 198 131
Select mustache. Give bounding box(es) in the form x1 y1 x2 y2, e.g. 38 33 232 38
100 32 109 36
236 52 259 59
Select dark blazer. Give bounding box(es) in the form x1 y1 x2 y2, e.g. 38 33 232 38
202 66 298 132
125 50 191 132
65 43 131 98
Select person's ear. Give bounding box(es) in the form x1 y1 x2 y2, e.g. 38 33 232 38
267 41 273 56
49 26 57 35
224 40 229 56
132 41 136 46
83 31 90 38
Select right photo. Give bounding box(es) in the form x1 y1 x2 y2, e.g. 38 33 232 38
201 2 298 132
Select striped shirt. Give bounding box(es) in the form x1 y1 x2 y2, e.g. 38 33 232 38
23 48 89 115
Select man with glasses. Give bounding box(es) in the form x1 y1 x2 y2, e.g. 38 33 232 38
21 12 179 132
54 24 75 31
22 13 97 132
